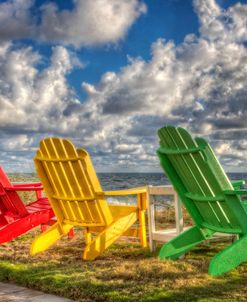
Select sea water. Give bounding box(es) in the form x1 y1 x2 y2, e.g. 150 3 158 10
97 172 247 206
12 172 247 206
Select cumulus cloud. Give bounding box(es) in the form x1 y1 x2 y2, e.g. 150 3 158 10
1 0 247 172
0 43 81 133
0 0 34 40
0 0 146 47
80 0 247 170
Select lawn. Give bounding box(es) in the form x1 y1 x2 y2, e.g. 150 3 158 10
0 174 247 301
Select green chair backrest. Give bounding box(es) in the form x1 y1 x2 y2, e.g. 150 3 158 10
157 125 247 235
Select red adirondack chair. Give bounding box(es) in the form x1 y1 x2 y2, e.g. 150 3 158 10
0 166 55 243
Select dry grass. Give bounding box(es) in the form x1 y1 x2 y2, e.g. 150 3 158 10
0 174 247 301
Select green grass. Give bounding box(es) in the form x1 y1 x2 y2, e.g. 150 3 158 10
1 231 247 301
1 174 247 301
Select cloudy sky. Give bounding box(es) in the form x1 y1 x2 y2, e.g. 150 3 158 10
0 0 247 173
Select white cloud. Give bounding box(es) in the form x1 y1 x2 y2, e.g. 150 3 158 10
39 0 147 47
0 0 34 41
1 0 247 172
79 0 247 170
0 0 146 47
0 43 81 133
1 134 31 151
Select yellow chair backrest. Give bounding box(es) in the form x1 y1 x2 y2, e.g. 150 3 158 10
34 138 113 227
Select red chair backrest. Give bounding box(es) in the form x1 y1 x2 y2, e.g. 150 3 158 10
0 166 28 217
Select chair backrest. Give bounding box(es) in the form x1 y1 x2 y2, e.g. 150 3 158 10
0 166 28 217
34 138 113 227
157 125 247 234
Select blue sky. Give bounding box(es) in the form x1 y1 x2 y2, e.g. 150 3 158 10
42 0 246 101
20 0 202 101
0 0 247 173
69 0 200 101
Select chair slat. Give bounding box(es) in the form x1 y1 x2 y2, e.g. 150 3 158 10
157 125 247 233
175 127 232 229
0 167 28 217
35 138 113 226
31 138 147 260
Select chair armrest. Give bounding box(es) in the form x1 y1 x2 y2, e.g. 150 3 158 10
103 187 147 196
231 180 245 189
224 189 247 196
102 187 148 210
5 185 43 192
13 182 42 187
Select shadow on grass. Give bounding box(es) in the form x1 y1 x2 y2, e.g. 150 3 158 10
0 258 247 302
146 273 247 302
0 237 247 302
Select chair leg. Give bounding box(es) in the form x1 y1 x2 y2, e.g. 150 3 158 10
40 224 47 232
138 193 147 247
67 228 75 238
0 210 54 244
31 222 72 255
159 226 212 260
83 211 137 260
209 235 247 276
41 220 74 238
139 209 147 247
84 227 91 245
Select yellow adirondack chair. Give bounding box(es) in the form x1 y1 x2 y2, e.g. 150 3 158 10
31 138 147 260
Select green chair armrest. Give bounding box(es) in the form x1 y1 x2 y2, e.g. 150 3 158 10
231 180 246 189
224 189 247 196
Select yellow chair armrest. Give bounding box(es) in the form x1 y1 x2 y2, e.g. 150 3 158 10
101 187 148 211
103 186 147 196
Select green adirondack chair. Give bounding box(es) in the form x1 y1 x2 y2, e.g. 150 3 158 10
157 125 247 276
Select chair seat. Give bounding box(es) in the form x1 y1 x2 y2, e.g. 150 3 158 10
26 198 52 213
109 204 137 220
0 166 57 244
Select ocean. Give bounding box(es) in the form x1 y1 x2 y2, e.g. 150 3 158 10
10 172 247 206
98 173 170 190
97 172 247 205
97 172 247 190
